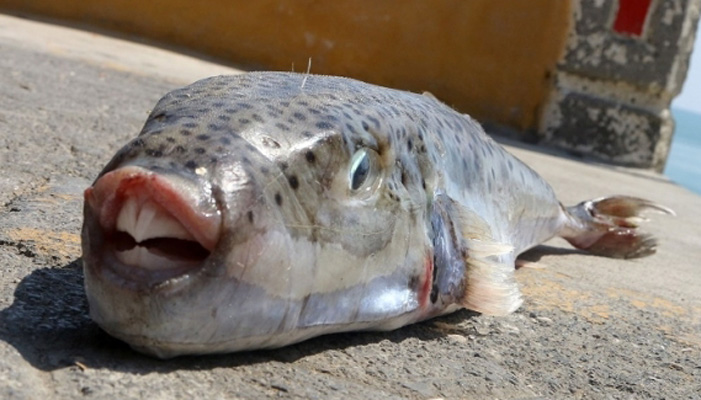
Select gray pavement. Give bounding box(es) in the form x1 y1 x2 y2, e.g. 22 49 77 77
1 14 699 399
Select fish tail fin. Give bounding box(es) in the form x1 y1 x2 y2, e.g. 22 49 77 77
560 196 674 259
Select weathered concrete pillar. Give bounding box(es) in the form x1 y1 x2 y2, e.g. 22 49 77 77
540 0 700 171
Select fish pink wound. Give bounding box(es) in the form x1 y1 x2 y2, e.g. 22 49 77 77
81 72 672 358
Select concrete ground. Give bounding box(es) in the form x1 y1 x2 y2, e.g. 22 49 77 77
0 14 699 400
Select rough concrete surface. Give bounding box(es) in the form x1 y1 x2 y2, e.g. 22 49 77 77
1 14 699 400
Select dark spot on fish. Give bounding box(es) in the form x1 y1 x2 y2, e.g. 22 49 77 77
185 160 197 170
362 121 369 131
407 139 413 152
345 123 357 135
242 156 251 165
293 112 307 121
367 116 380 129
131 138 145 148
260 166 269 174
174 145 186 153
305 150 316 163
252 114 264 123
197 134 210 141
239 118 250 124
225 108 237 114
275 192 283 206
145 149 163 157
237 102 253 110
422 178 426 190
275 122 290 131
218 115 231 122
267 105 284 116
279 161 289 171
302 131 312 138
220 137 231 145
288 175 299 190
247 211 254 224
183 122 198 129
194 148 206 155
165 137 175 143
316 121 333 130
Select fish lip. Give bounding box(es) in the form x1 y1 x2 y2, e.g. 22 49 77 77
87 244 199 291
83 165 222 288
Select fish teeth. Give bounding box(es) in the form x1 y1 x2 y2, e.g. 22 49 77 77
116 197 195 243
115 246 197 270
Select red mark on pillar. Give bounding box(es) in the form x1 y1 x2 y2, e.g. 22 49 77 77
613 0 653 37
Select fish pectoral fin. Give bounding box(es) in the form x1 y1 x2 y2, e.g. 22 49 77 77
453 204 522 315
460 239 522 316
430 192 522 315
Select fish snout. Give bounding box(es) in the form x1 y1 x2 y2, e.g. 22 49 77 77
82 165 222 286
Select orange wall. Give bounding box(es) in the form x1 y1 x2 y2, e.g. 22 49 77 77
1 1 571 131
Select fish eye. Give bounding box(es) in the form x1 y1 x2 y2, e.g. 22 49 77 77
349 148 377 192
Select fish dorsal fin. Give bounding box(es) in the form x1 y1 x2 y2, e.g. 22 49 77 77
422 91 439 102
455 206 522 316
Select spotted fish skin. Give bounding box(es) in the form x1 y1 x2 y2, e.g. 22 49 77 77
82 72 671 357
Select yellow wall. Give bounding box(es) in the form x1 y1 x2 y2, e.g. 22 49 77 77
1 1 571 131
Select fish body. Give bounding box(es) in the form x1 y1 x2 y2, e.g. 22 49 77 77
82 72 670 357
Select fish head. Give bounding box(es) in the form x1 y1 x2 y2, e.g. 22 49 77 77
82 73 434 357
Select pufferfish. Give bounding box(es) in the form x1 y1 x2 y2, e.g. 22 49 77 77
82 72 672 358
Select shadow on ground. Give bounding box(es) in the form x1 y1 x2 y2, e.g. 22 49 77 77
0 260 480 374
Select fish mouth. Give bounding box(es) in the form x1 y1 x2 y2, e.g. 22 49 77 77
84 166 221 286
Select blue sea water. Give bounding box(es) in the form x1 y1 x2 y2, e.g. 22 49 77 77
665 108 701 195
